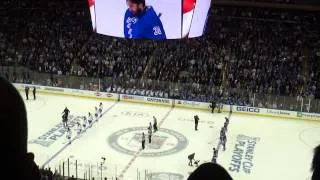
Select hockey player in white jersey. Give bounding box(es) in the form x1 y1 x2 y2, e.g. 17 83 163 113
83 116 87 129
99 102 103 117
66 127 72 144
76 122 82 134
148 122 152 132
94 106 99 121
88 112 93 127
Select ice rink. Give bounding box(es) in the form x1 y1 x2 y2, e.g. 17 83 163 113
24 93 320 180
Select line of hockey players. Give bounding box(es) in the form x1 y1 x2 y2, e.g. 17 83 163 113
212 116 230 164
141 116 158 150
187 116 230 167
61 102 104 144
186 104 233 166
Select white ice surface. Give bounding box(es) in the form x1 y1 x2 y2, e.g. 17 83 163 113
24 93 320 180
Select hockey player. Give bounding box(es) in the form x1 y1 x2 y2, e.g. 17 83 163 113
76 122 82 134
220 127 226 139
88 112 93 126
225 117 229 123
218 102 222 113
62 114 68 128
25 86 29 100
194 115 199 131
62 107 70 128
124 0 166 40
220 127 226 137
225 117 230 127
218 127 226 150
223 134 227 151
153 116 158 132
224 120 229 131
212 148 218 163
148 122 152 132
94 106 99 121
99 102 103 117
223 122 228 133
62 107 70 119
82 116 87 129
63 107 70 115
32 87 36 100
210 100 216 113
66 128 72 144
141 132 146 150
220 132 227 151
148 128 152 143
188 153 195 166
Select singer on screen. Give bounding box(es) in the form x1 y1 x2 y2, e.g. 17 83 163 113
124 0 167 40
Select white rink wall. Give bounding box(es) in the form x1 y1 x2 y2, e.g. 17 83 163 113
14 83 320 121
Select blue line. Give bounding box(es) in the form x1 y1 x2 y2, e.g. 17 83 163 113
42 102 118 168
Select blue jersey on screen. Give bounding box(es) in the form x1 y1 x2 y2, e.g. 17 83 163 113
124 6 166 40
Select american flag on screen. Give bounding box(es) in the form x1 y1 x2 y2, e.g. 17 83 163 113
182 0 196 38
88 0 96 31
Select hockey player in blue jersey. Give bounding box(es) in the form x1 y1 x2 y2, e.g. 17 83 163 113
124 0 166 40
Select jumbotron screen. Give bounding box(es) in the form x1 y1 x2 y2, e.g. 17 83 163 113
88 0 211 40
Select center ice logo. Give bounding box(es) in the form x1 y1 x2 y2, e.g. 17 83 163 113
108 127 188 157
131 133 167 149
147 172 184 180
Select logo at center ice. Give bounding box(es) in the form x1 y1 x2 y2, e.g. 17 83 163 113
108 127 188 157
147 172 184 180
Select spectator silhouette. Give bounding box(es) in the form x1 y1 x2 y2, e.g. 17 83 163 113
188 163 233 180
0 77 40 179
312 144 320 180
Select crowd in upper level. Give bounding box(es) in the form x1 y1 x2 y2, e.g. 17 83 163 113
1 1 320 110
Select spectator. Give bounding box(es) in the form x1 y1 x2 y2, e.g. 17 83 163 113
0 77 40 179
312 144 320 180
188 163 233 180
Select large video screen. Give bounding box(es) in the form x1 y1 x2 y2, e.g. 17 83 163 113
88 0 211 40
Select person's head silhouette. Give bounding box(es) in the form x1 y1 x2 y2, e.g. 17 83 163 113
0 77 40 179
312 144 320 180
188 162 233 180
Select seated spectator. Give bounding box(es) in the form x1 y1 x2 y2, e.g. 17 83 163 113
0 77 40 179
188 163 233 180
312 144 320 180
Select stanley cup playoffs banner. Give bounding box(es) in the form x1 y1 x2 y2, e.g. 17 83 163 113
88 0 211 40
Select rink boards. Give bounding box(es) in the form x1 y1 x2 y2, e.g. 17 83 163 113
13 83 320 121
